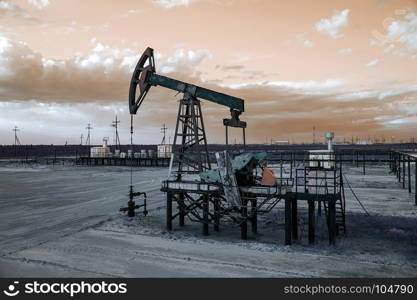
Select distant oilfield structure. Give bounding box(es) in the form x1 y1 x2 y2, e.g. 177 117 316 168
1 142 416 159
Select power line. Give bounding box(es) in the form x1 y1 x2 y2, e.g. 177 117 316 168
12 126 21 146
85 123 93 146
160 123 168 144
111 115 121 149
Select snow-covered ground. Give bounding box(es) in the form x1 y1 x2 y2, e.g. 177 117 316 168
0 162 416 277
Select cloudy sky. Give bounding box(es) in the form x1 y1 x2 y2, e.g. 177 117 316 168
0 0 416 145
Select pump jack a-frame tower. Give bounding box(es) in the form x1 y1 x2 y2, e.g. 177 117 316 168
126 47 247 220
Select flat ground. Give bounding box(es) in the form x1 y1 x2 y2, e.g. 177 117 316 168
0 162 416 277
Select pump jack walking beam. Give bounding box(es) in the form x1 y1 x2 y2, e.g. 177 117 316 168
129 47 246 129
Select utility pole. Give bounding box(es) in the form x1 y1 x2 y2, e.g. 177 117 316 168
85 123 93 146
13 126 21 146
112 115 121 149
80 134 83 145
160 123 167 145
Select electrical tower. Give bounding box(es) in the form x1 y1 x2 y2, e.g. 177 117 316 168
111 115 121 149
85 123 93 146
160 123 167 145
13 126 21 146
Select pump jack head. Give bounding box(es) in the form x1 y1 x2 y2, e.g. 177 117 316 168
129 47 156 114
223 109 247 128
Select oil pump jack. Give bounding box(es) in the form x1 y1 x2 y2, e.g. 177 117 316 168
124 47 247 218
124 48 345 246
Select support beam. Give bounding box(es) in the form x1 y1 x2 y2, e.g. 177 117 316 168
241 199 248 240
213 197 220 232
178 193 185 227
225 126 228 145
362 153 366 175
285 198 292 245
398 154 401 181
251 198 257 234
304 167 307 193
166 191 172 231
408 156 411 193
308 200 315 244
291 197 298 240
318 200 322 217
203 195 209 236
243 127 246 149
328 199 336 246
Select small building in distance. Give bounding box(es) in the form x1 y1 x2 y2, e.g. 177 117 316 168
157 144 172 158
90 138 111 158
356 140 374 145
308 132 335 169
272 140 290 145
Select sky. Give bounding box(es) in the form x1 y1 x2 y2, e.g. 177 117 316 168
0 0 417 145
